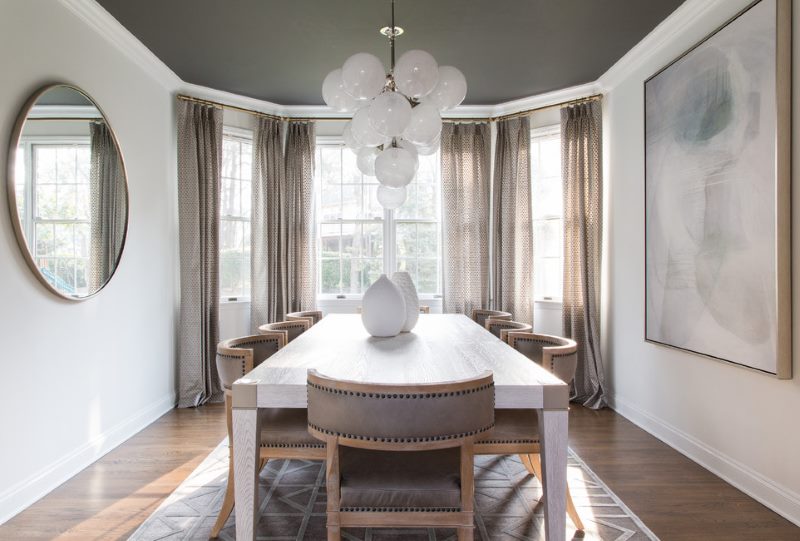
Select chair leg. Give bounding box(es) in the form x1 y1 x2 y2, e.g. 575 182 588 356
525 453 584 532
327 526 341 541
210 448 236 538
457 527 474 540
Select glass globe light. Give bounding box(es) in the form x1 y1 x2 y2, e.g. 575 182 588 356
341 53 387 100
394 49 439 99
424 66 467 111
368 91 411 137
352 107 387 147
403 102 442 145
356 147 380 176
375 146 416 188
397 138 419 170
342 122 362 152
377 185 407 209
322 69 361 112
416 136 440 156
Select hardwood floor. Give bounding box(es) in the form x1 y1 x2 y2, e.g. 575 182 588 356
0 405 797 540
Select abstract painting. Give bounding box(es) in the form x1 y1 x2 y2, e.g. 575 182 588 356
645 0 791 377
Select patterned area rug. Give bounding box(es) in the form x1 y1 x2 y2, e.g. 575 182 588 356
130 441 657 540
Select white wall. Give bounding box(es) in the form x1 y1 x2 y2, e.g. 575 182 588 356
603 0 800 525
0 0 177 523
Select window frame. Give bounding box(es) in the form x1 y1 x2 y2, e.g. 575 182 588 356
530 124 564 304
315 136 443 302
18 135 93 297
219 126 253 303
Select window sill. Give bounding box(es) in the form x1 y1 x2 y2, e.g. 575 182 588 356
534 299 563 308
220 298 251 305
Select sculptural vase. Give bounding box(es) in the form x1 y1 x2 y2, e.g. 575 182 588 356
391 271 420 332
361 274 406 337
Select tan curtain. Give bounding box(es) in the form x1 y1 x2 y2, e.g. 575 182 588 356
562 101 607 409
284 121 317 314
88 120 127 290
250 117 285 329
492 117 534 325
177 100 223 407
440 122 491 315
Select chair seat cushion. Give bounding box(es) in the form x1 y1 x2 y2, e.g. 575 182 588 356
477 409 540 445
338 447 461 510
259 408 323 448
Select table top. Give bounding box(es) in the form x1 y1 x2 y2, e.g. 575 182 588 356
233 314 568 409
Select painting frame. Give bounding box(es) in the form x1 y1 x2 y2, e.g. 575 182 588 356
643 0 791 378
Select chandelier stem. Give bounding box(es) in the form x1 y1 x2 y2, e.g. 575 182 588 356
390 0 396 72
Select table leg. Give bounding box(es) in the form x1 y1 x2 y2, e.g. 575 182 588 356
233 406 260 541
538 408 568 541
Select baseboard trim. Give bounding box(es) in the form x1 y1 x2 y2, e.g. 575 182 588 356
0 393 176 525
608 393 800 527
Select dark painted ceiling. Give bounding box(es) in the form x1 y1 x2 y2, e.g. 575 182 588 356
96 0 684 105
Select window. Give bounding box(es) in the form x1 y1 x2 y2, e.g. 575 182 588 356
220 129 252 300
394 151 441 295
315 140 442 298
18 139 92 296
530 125 563 301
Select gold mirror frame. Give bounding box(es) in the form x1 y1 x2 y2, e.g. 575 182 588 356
6 83 129 301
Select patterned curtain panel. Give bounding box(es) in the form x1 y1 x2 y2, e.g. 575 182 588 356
88 121 127 290
251 117 285 330
177 100 223 408
492 117 534 325
561 101 607 409
440 122 491 315
284 121 317 314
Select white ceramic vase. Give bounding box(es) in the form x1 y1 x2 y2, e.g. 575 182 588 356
361 274 406 337
391 271 420 332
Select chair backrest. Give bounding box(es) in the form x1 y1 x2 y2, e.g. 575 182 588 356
471 309 512 328
216 332 286 390
484 319 532 341
507 331 578 384
307 370 495 451
286 310 323 326
258 319 311 342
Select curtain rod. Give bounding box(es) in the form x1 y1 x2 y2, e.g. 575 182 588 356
176 93 602 124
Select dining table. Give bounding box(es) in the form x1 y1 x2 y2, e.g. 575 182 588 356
231 313 570 541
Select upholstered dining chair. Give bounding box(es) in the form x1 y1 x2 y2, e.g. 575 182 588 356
471 309 512 328
212 333 326 538
258 319 311 343
475 331 583 532
484 319 532 342
307 370 495 541
286 310 324 326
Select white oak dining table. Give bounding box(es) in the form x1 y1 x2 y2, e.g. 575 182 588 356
232 313 570 540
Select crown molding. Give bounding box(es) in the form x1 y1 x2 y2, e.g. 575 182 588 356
178 83 287 117
58 0 181 90
489 82 602 117
597 0 731 91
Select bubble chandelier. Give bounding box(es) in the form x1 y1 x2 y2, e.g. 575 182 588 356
322 0 467 208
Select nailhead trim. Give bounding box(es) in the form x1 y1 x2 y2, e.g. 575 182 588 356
307 422 495 443
340 506 461 513
307 381 494 399
260 442 325 448
217 353 244 360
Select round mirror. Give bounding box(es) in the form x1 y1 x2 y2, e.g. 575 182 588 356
7 84 128 300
